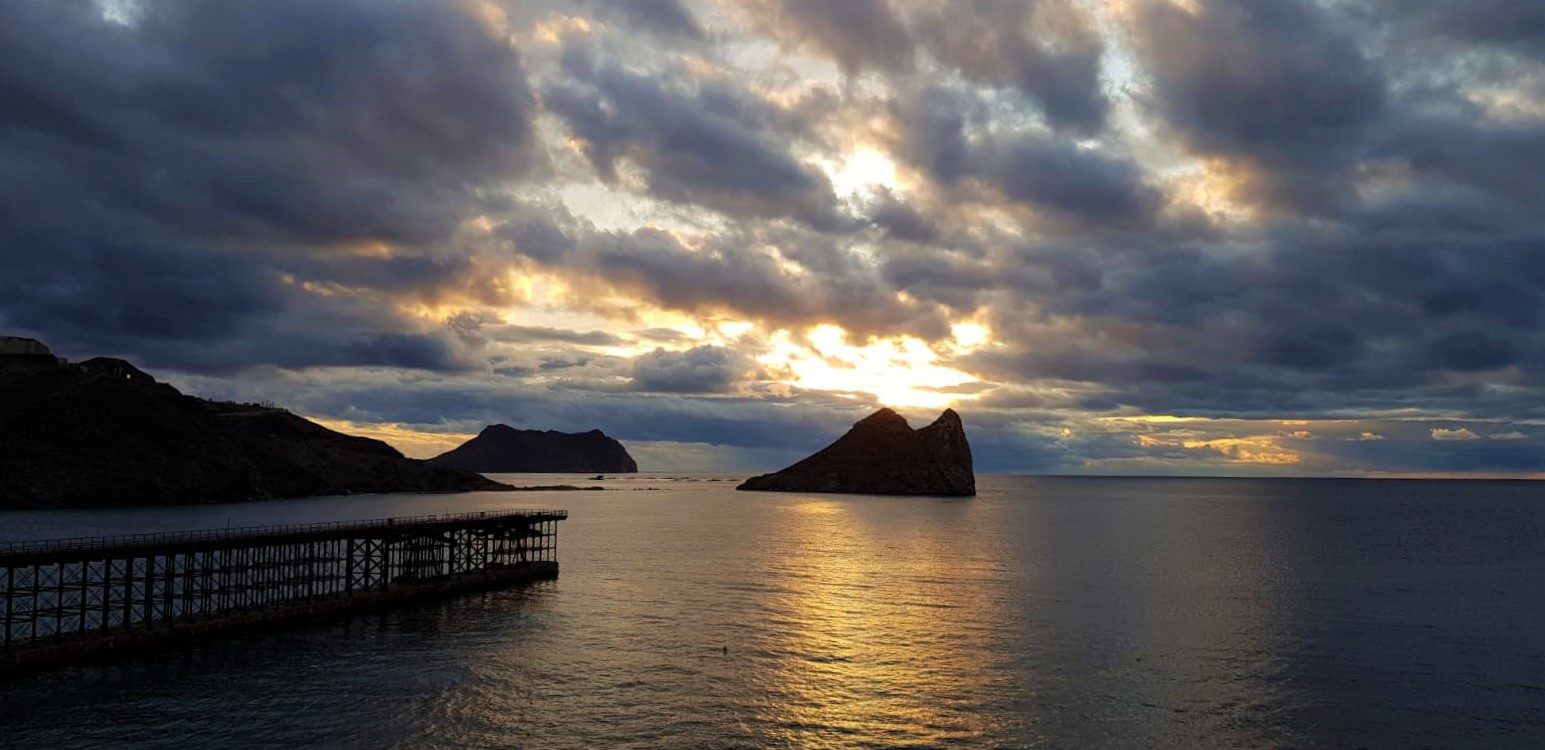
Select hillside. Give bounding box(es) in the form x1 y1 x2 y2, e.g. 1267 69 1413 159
0 356 509 509
428 424 638 473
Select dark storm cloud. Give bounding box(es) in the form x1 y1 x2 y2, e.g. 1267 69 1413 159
5 0 1545 477
543 63 845 229
484 326 626 347
878 248 994 313
631 346 751 393
0 0 537 244
0 0 537 371
979 136 1163 226
889 87 1159 227
499 217 952 340
286 252 532 311
913 0 1108 133
1375 113 1545 211
1125 0 1385 213
894 86 977 185
1371 0 1545 59
0 229 488 375
538 357 596 372
336 333 477 372
738 0 914 75
0 238 283 348
864 190 940 243
899 1 1545 435
964 197 1545 422
735 0 1111 133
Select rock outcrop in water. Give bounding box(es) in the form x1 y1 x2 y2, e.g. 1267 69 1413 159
428 425 638 473
0 345 509 509
736 408 975 496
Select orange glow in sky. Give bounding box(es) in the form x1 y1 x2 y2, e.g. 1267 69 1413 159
760 325 982 409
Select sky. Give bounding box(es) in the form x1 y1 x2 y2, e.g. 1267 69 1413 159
3 0 1545 476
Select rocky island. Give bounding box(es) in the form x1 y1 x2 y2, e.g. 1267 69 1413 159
737 408 976 496
428 424 638 474
0 339 509 509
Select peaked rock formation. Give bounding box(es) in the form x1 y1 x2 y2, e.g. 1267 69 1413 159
428 424 638 473
737 408 975 496
0 347 509 509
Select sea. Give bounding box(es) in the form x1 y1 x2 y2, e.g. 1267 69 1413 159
1 475 1542 749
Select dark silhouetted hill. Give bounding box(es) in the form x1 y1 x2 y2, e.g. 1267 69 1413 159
428 425 638 473
0 353 508 509
737 408 975 496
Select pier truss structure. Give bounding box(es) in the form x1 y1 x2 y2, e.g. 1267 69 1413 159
0 509 566 672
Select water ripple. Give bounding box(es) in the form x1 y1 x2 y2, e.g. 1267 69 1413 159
3 476 1545 748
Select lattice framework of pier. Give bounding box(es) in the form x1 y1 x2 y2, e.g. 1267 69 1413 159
0 509 566 651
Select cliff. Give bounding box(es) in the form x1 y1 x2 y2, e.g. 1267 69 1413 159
428 424 639 473
0 355 509 509
737 408 976 496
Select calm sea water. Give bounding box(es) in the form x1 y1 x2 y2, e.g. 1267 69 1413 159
2 475 1543 749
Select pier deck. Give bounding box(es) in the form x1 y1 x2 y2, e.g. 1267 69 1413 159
0 509 566 676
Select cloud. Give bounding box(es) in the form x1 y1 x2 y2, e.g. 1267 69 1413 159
889 87 1157 226
1123 0 1385 212
0 0 538 372
977 135 1162 226
734 0 914 75
631 345 754 393
5 0 1545 476
913 0 1108 133
865 189 940 243
583 0 703 39
499 218 952 341
336 333 479 372
1371 0 1545 61
483 325 626 347
543 63 845 229
1431 428 1481 441
893 86 978 185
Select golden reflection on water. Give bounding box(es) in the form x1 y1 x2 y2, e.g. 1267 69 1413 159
10 480 1538 749
749 497 1011 748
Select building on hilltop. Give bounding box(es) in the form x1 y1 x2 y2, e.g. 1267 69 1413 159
0 336 68 372
78 357 159 384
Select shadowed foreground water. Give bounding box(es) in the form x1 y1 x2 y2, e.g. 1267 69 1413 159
2 476 1543 748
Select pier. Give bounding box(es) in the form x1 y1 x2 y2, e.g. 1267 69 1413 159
0 509 566 676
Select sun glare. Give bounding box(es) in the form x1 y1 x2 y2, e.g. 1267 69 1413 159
825 147 900 199
951 323 989 348
95 0 141 25
761 325 978 409
307 418 472 460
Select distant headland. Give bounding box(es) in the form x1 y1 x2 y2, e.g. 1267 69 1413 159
737 408 976 496
428 424 638 474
